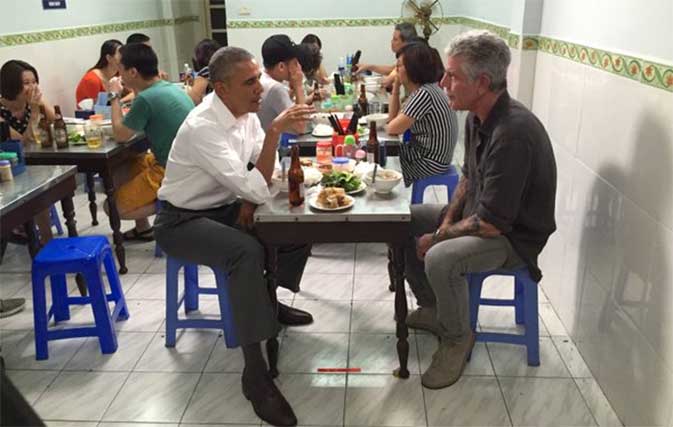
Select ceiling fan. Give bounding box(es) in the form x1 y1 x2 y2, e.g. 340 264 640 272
401 0 444 41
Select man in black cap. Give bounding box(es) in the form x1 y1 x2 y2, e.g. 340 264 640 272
257 34 315 327
258 34 309 133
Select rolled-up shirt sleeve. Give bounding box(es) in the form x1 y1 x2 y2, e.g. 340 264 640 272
190 126 271 205
475 136 532 233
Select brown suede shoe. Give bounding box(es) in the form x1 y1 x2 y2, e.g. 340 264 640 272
421 330 476 389
406 307 442 336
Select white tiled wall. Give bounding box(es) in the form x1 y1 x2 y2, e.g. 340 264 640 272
227 24 464 77
0 21 204 117
533 50 673 427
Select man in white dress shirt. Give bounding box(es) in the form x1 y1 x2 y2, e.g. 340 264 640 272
155 47 314 427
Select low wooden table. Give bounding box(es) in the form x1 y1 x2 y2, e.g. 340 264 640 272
254 158 413 378
24 135 149 274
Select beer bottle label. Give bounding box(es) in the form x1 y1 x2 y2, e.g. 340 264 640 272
54 129 67 144
299 183 305 198
367 152 375 163
39 128 51 146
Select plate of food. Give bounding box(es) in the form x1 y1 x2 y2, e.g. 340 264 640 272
320 171 366 195
309 187 355 211
272 166 322 192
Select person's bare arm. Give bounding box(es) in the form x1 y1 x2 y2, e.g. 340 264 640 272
187 76 209 105
109 77 136 142
257 104 315 182
356 63 395 76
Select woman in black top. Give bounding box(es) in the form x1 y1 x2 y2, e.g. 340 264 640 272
0 60 55 244
386 42 459 187
0 60 55 141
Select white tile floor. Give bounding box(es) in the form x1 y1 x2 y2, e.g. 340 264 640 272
0 186 624 426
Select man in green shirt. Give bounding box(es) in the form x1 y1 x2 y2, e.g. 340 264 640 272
109 43 194 241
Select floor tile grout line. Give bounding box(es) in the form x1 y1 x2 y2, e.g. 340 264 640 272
547 326 606 426
342 242 359 427
486 342 515 427
98 325 160 422
570 376 602 427
416 334 430 427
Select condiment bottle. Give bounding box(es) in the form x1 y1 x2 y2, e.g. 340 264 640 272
316 140 332 165
343 134 356 158
0 159 13 182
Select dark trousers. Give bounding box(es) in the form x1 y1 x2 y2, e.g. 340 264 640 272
154 200 311 347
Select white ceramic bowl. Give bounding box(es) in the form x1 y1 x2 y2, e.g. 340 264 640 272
363 113 388 130
363 168 402 194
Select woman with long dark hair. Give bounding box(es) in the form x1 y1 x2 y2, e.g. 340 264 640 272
386 41 458 187
75 39 122 106
186 38 220 105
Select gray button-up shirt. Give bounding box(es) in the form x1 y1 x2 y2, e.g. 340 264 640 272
462 91 557 281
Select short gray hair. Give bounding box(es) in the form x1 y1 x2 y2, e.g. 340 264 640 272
445 30 511 91
209 46 254 83
395 22 418 42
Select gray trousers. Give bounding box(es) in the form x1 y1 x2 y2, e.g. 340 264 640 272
405 204 524 339
154 200 311 347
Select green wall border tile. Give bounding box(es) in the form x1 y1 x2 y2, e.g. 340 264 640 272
0 15 199 47
527 35 672 92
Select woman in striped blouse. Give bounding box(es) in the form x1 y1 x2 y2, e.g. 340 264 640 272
386 41 459 187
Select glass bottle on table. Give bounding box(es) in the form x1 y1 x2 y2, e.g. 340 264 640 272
288 143 305 207
53 105 68 149
38 105 53 148
312 82 322 112
358 84 369 116
366 121 379 164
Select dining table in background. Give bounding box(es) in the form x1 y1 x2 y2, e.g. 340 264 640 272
23 134 149 274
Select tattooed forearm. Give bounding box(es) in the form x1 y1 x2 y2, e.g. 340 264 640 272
435 214 501 242
442 176 468 225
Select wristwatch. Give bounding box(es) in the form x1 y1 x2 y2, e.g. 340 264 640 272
107 91 120 102
431 228 442 244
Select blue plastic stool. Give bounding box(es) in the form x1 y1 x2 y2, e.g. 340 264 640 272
467 267 540 366
411 165 460 204
49 205 64 236
165 257 238 348
31 236 129 360
154 200 162 258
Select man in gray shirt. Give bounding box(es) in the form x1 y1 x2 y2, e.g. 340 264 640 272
258 35 307 133
404 30 557 390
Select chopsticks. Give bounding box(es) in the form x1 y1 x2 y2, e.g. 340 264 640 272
346 112 360 134
328 114 346 135
327 115 341 135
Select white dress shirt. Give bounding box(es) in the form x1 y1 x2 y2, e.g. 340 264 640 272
158 92 274 210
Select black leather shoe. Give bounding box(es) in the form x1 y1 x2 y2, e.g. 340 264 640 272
242 369 297 426
278 302 313 326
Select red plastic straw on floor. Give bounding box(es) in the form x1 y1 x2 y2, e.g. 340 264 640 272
317 368 361 373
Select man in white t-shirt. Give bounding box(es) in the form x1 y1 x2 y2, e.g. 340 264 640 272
155 46 315 426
